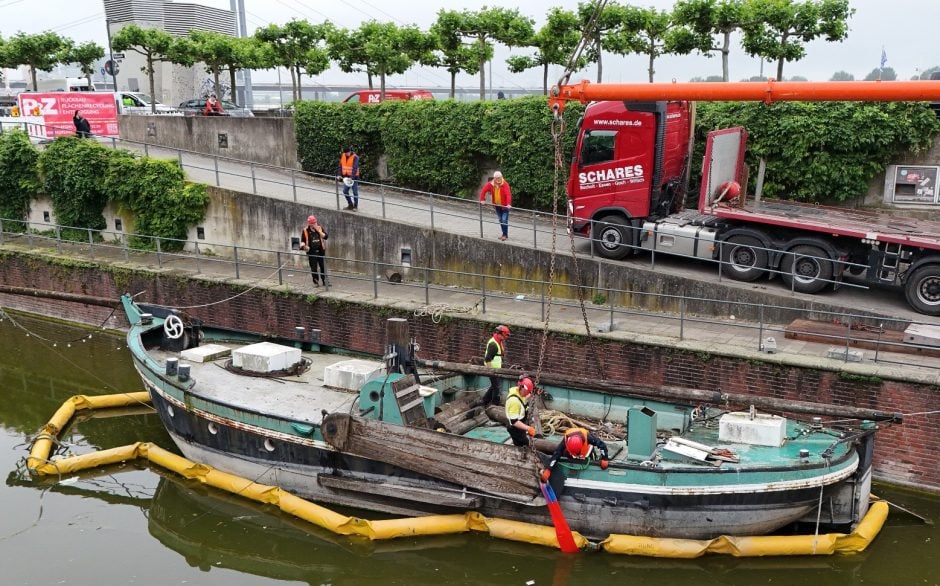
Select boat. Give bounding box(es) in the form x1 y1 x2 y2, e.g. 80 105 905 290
120 293 899 541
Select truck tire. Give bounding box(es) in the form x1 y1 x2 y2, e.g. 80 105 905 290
593 215 631 260
781 244 833 294
905 264 940 316
720 235 768 282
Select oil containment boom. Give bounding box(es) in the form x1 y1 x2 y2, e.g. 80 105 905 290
550 79 940 114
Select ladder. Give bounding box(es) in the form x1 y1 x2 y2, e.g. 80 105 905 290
878 242 904 282
391 377 430 428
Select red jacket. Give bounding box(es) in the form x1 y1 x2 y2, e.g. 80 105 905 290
479 178 512 207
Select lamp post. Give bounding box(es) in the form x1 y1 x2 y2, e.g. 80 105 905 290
105 18 118 91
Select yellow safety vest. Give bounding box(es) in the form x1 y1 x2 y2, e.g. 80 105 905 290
485 336 503 369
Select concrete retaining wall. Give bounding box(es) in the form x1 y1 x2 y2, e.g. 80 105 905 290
118 115 300 169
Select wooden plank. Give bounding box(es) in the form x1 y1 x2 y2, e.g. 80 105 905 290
785 319 940 358
317 474 482 508
321 413 542 498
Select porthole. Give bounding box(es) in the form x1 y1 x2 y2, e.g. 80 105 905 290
208 422 218 435
167 404 174 418
369 390 380 403
264 439 276 452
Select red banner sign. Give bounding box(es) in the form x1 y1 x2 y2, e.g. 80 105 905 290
17 92 119 138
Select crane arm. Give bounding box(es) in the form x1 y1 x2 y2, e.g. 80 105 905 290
549 79 940 115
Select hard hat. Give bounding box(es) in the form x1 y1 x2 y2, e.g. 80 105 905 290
519 377 534 394
718 180 741 200
495 325 510 336
565 433 584 456
343 177 355 187
307 215 317 224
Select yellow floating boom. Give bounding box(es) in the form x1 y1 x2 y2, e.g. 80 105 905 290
27 393 888 557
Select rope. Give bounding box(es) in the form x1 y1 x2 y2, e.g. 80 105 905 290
154 258 294 310
413 298 483 324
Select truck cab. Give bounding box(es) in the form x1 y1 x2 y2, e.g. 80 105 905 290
567 101 691 259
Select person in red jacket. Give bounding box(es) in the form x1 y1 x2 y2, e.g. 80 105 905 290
204 94 224 116
479 171 512 241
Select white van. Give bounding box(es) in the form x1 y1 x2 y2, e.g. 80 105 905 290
36 77 96 92
116 92 178 114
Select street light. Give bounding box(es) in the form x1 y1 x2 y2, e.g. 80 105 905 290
105 18 118 91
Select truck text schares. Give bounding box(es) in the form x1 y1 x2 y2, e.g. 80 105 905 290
549 80 940 316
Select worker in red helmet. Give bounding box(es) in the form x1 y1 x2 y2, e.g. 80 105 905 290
480 324 510 406
540 427 609 482
505 376 536 446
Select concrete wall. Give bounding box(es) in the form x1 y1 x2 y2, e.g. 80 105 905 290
0 255 936 492
119 115 300 169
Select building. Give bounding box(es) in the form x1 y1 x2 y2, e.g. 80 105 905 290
103 0 236 106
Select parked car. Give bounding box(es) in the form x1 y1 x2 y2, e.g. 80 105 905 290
342 89 434 104
119 92 177 114
177 98 254 117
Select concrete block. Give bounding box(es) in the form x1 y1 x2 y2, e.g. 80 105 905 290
180 343 231 363
719 412 786 447
323 359 385 391
595 321 617 333
827 347 863 362
761 336 777 353
904 323 940 348
232 342 301 373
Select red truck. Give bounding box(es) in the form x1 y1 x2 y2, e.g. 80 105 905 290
555 80 940 316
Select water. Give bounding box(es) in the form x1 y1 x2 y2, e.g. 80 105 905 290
1 312 937 585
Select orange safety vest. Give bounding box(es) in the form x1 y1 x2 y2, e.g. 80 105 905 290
340 152 359 177
563 428 592 458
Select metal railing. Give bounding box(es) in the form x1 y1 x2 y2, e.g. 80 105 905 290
2 216 938 372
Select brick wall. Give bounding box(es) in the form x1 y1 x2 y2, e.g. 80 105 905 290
0 252 937 491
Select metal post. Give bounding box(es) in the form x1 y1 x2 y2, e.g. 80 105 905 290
532 212 537 248
250 163 257 194
844 317 851 362
214 156 220 186
105 19 118 91
588 219 594 258
336 179 341 210
424 267 430 305
608 286 614 332
277 251 283 285
122 233 128 261
156 238 162 268
194 241 201 273
87 229 94 260
144 143 149 157
178 150 183 169
429 193 435 233
874 322 883 362
481 274 486 314
479 204 484 239
541 279 546 321
758 304 764 350
55 226 61 254
234 246 240 279
717 241 723 282
373 260 378 299
381 184 386 219
291 169 297 202
679 297 685 341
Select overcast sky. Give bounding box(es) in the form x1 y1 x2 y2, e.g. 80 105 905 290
2 0 938 89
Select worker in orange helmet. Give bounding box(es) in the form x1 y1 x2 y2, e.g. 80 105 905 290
505 376 536 446
540 427 610 482
480 324 510 406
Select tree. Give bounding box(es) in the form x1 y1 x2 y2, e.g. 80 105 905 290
330 21 435 99
438 7 534 100
607 6 699 83
914 66 940 80
830 70 854 81
61 41 105 91
255 20 331 103
4 31 70 90
175 32 260 105
741 0 853 81
507 8 584 95
577 0 630 83
673 0 748 82
111 25 176 113
429 11 486 98
863 66 897 81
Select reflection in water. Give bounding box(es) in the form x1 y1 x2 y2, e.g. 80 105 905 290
2 312 940 585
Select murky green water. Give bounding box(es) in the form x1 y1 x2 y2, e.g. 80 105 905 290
1 312 937 585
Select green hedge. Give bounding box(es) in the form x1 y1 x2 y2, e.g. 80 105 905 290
0 129 41 231
294 96 584 210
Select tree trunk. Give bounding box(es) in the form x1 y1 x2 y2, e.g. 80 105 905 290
31 67 38 91
213 70 221 99
542 62 549 95
379 70 386 100
721 32 731 82
147 56 157 114
776 57 784 81
289 65 297 102
86 73 93 91
450 71 456 99
479 36 486 101
229 67 238 106
648 52 655 83
368 72 373 89
595 36 603 83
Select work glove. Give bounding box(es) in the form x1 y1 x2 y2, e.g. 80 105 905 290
599 459 609 470
540 469 551 482
527 426 536 437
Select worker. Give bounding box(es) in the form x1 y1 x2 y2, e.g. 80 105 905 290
540 427 610 482
337 146 360 210
481 324 509 406
505 376 536 446
204 94 224 116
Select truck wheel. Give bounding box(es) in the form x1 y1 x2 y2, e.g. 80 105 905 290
781 244 832 294
593 216 631 260
720 235 768 282
905 264 940 316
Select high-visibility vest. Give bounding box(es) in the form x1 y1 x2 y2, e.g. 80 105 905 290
563 428 593 458
485 336 503 368
340 153 358 177
505 387 527 423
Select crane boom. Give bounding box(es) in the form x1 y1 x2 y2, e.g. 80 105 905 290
549 79 940 114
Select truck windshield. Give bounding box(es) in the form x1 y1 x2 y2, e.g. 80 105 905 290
580 130 616 165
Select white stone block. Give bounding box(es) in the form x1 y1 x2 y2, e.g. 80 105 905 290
180 344 231 363
718 412 786 447
904 323 940 348
827 347 863 362
323 359 385 391
232 342 301 373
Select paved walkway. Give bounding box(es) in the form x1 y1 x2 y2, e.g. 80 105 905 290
10 139 938 384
